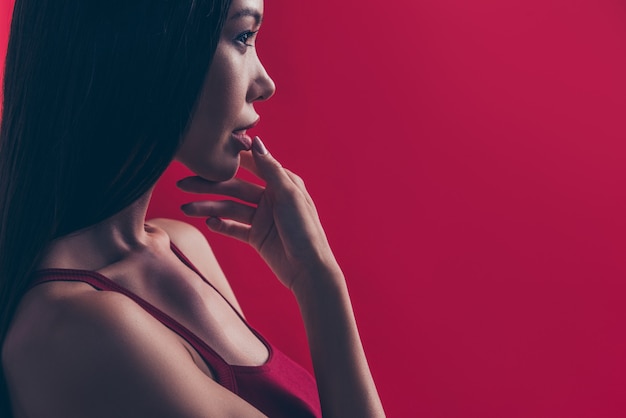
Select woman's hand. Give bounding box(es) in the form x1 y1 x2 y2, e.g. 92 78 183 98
177 136 340 293
179 136 386 418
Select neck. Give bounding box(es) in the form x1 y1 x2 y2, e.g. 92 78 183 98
38 188 161 271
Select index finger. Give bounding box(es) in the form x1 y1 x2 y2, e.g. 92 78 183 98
239 151 262 178
246 136 294 190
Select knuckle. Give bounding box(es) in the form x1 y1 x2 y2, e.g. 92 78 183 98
269 158 283 170
286 169 305 187
223 200 238 213
281 181 299 194
199 202 218 216
279 186 302 204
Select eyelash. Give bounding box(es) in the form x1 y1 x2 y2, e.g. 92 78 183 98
235 30 259 47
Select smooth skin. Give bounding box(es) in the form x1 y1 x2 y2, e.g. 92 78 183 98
2 0 386 416
180 139 387 417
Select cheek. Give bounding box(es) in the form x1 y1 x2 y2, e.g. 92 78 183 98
204 57 246 120
173 49 247 180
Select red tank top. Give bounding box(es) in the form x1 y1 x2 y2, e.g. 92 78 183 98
29 243 322 418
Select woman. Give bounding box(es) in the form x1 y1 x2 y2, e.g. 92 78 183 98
0 0 386 417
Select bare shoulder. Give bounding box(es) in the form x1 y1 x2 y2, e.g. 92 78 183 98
3 287 183 415
147 218 244 316
3 284 264 417
148 218 215 262
3 284 143 370
3 285 185 381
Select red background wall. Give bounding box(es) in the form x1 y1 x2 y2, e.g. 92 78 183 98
3 1 626 416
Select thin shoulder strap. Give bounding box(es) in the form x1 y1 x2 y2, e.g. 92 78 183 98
169 243 249 324
168 242 274 360
29 267 238 392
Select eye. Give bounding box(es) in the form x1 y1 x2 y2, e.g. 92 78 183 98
235 30 259 47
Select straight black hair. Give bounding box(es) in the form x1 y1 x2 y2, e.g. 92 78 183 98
0 0 232 415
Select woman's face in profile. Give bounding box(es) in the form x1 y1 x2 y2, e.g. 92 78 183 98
176 0 275 181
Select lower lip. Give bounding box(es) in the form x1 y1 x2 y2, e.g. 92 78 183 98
232 131 252 151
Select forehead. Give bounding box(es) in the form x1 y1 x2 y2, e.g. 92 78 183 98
227 0 264 21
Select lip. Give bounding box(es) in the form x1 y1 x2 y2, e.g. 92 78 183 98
233 117 260 134
231 117 259 152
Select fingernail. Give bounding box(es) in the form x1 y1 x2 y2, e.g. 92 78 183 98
252 136 268 155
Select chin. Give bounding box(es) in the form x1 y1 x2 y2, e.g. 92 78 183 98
189 157 240 182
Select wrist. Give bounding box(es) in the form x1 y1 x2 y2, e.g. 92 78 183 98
291 262 346 304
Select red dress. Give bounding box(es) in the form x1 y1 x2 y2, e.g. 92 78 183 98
29 243 322 418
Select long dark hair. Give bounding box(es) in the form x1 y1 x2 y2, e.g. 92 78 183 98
0 0 232 414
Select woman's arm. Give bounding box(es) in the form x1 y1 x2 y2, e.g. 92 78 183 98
294 266 385 418
179 136 386 418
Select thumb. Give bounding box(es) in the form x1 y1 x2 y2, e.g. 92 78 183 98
251 136 286 185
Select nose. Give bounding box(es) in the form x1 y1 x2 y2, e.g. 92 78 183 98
248 61 276 103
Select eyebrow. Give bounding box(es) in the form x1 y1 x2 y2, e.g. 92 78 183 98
229 8 263 25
